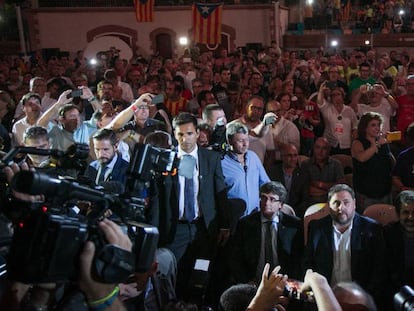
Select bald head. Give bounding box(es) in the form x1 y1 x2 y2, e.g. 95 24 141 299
332 282 377 311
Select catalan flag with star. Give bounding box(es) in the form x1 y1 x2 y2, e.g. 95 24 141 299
134 0 154 22
192 2 223 45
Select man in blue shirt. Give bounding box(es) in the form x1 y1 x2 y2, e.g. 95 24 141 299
221 122 270 216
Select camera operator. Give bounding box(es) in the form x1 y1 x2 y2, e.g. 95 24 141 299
0 218 131 311
384 190 414 308
22 126 53 168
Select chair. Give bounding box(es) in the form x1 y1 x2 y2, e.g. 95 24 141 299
363 204 399 226
331 154 353 174
304 203 329 245
281 203 296 216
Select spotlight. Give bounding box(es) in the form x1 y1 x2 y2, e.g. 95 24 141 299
179 37 188 46
330 40 338 47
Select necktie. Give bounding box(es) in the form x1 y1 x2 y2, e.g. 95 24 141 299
97 165 108 184
183 155 195 222
264 221 274 269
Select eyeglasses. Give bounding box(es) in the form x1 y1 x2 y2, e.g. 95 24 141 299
260 194 282 203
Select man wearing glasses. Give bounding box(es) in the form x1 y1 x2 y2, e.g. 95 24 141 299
229 181 303 284
106 93 165 146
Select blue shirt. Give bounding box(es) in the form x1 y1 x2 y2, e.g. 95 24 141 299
221 150 270 216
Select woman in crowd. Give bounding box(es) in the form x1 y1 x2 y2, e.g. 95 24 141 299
351 111 394 211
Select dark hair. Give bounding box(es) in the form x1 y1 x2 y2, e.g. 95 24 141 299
144 130 172 148
275 92 291 103
21 92 42 106
219 284 257 311
405 122 414 144
92 128 118 146
328 183 355 201
394 190 414 214
260 181 288 203
357 112 383 139
197 90 215 106
202 103 223 122
0 90 14 111
23 126 49 144
226 121 248 143
359 62 371 70
172 112 197 130
58 104 79 117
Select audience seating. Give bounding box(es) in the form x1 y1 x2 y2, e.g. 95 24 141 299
331 154 353 174
281 203 296 216
303 202 329 244
362 203 399 226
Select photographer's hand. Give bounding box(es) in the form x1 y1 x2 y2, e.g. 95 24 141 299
3 162 44 202
79 219 131 310
247 264 287 311
301 269 341 311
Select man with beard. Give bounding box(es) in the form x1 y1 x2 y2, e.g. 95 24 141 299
304 184 386 308
84 128 129 187
384 190 414 308
228 96 275 164
37 88 98 151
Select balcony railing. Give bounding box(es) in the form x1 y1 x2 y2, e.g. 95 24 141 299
37 0 272 8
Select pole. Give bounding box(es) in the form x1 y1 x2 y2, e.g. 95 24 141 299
15 4 27 55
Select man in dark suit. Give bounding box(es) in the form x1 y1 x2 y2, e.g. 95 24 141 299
153 112 229 300
84 128 129 188
304 183 386 307
384 190 414 308
267 144 309 218
229 181 303 284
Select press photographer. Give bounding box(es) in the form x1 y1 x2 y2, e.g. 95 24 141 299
0 136 179 310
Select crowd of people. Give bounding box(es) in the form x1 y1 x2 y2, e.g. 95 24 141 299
0 43 413 310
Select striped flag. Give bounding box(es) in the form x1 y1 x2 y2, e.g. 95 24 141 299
134 0 154 23
192 2 223 45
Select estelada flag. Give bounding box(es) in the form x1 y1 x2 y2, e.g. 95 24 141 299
192 2 223 45
134 0 154 22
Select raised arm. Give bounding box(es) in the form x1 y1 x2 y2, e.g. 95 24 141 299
36 89 72 127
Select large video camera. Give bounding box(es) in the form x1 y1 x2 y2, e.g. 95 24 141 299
0 143 89 172
2 143 178 284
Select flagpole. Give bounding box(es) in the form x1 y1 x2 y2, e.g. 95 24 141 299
15 4 27 56
274 1 280 48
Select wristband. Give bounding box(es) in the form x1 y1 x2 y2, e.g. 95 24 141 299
88 96 97 102
88 286 119 309
131 104 138 112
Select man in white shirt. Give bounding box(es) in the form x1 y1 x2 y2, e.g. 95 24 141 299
304 184 386 306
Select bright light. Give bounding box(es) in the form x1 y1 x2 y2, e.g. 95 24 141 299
330 40 338 47
399 9 405 15
89 58 97 65
306 0 313 5
179 37 188 46
364 40 370 45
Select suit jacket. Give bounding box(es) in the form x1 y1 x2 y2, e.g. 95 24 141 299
384 222 414 296
229 211 304 284
267 163 309 218
84 154 129 186
304 213 386 302
154 147 229 246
